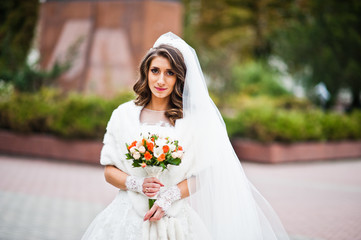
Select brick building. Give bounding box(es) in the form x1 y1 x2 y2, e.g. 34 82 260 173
38 0 183 96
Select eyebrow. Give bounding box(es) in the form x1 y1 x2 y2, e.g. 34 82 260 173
150 66 174 71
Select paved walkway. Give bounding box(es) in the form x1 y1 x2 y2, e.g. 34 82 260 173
0 154 360 240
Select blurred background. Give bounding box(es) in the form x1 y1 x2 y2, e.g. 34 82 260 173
0 0 360 239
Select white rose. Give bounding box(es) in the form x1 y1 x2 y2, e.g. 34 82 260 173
130 147 136 154
169 143 176 152
171 152 178 158
133 152 141 160
177 150 184 159
156 138 167 148
138 146 146 153
136 141 143 148
141 131 149 137
153 147 163 158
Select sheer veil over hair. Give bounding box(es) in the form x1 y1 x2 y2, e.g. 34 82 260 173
154 33 289 239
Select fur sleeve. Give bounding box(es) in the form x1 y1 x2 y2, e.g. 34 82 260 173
100 105 129 172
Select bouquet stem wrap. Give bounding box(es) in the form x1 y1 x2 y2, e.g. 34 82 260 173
144 166 163 208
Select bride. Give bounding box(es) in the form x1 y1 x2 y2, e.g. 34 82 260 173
82 32 289 240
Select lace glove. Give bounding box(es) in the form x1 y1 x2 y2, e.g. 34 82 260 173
155 186 181 212
125 175 145 194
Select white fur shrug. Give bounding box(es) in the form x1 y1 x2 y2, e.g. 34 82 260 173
99 101 205 240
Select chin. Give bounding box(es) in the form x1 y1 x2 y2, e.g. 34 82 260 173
155 93 168 99
152 92 171 100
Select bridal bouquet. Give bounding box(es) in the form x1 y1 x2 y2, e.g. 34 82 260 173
125 133 184 208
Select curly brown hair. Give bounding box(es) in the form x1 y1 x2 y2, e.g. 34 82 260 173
133 44 186 126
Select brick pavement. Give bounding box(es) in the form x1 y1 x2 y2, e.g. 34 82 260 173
242 159 361 240
0 155 117 240
0 154 360 240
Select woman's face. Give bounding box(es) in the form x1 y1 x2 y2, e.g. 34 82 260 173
148 56 177 102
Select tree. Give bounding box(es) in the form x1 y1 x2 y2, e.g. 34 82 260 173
182 0 292 101
194 0 291 60
0 0 39 80
272 0 361 109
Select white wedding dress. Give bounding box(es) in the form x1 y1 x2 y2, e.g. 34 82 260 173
81 108 210 240
83 32 289 240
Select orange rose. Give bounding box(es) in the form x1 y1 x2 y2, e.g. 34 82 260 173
147 142 154 152
144 151 152 161
142 139 147 146
151 137 155 142
178 146 183 151
163 145 170 153
141 162 147 168
157 153 165 162
128 141 137 150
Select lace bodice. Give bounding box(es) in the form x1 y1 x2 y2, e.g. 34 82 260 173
139 108 172 127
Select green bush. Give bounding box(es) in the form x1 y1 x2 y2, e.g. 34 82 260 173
209 60 291 109
225 105 361 143
0 80 14 102
231 61 290 97
0 88 134 139
0 88 58 133
274 96 314 111
1 87 360 142
321 112 361 141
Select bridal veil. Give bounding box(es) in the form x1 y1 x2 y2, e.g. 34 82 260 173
153 32 289 240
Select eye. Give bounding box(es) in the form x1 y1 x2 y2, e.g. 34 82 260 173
167 71 175 76
151 68 159 74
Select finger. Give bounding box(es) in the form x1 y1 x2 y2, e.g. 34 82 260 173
143 186 159 194
145 177 164 186
151 178 164 186
143 185 161 195
145 177 158 182
143 178 153 184
150 206 164 222
143 187 160 195
144 187 159 193
143 183 161 189
144 204 157 221
145 191 158 197
143 177 158 184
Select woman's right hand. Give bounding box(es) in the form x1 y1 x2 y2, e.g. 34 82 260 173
142 177 164 197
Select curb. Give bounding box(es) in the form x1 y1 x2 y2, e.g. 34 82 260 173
231 138 361 163
0 130 102 164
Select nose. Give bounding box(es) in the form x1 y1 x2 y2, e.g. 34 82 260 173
157 73 165 85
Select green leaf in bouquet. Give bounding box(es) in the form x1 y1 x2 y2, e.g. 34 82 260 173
160 162 166 169
168 158 181 165
125 153 132 159
151 134 158 141
149 199 156 209
132 162 141 167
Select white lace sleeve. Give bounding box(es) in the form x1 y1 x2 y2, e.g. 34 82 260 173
155 186 181 212
125 175 145 194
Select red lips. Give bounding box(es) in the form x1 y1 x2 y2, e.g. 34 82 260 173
155 87 167 91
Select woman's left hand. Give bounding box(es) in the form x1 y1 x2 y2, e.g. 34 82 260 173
143 203 164 222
